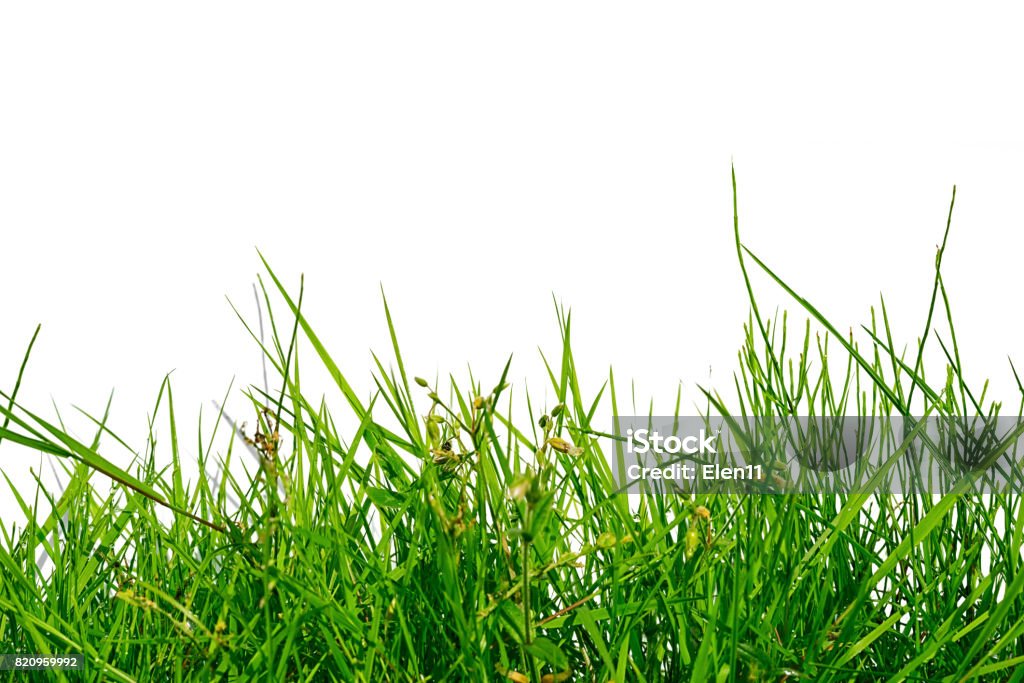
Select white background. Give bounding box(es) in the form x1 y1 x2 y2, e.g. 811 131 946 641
2 4 1023 522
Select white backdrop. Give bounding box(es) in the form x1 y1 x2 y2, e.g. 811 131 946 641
2 4 1023 523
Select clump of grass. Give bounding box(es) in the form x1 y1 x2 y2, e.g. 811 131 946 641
2 170 1024 681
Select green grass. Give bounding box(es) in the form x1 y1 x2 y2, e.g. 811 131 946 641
2 171 1024 681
